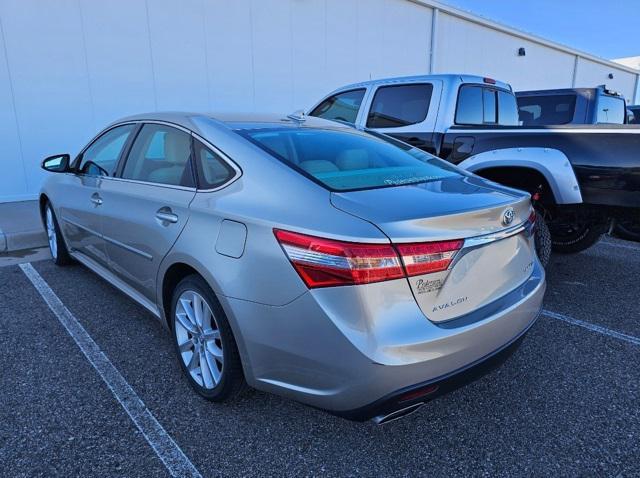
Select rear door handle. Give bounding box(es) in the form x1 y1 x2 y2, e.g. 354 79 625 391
90 193 103 206
155 210 179 224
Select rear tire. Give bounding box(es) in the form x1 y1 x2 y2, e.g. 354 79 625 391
550 222 603 254
614 220 640 242
534 212 551 267
44 202 72 266
170 275 246 402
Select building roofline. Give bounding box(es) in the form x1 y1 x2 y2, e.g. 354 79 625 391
410 0 640 75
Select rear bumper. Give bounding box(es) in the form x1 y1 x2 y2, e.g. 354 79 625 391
223 261 545 418
332 315 536 422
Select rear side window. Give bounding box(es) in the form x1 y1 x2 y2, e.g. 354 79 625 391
121 124 195 187
596 95 626 124
310 89 365 124
193 139 236 189
366 84 433 128
517 94 577 125
243 127 460 192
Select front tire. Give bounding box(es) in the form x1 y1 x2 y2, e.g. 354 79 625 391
170 275 245 402
45 202 72 266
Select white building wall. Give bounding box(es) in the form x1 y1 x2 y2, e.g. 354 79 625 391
574 57 637 98
0 0 637 203
435 12 576 90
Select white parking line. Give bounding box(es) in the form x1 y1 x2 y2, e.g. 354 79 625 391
599 239 640 252
19 263 202 478
542 309 640 347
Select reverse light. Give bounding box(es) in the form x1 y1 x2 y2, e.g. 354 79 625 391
396 240 463 276
275 229 463 289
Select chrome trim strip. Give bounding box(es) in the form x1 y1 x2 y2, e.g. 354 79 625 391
102 234 153 261
63 217 152 261
463 221 528 249
62 216 101 237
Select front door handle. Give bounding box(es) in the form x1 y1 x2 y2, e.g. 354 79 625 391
156 209 179 224
90 193 103 206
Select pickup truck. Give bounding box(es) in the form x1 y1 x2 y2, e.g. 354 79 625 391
308 74 640 256
516 86 628 125
629 105 640 125
516 87 640 242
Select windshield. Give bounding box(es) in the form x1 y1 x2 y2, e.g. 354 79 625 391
241 127 461 192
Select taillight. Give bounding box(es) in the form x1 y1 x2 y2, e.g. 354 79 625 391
275 229 464 289
396 240 463 276
274 230 404 288
528 209 537 233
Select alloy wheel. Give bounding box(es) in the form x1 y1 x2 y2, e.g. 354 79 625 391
46 207 58 259
174 290 224 389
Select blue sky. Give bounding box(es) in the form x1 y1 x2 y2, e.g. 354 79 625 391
440 0 637 60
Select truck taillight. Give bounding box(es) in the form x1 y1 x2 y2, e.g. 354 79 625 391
274 230 463 289
396 240 463 276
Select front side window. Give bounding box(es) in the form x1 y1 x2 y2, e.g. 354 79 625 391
78 124 135 176
596 96 626 124
243 127 460 192
121 124 194 187
629 107 640 124
193 139 236 189
366 84 433 128
310 89 366 124
517 94 577 125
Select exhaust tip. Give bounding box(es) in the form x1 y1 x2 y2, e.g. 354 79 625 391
372 402 424 425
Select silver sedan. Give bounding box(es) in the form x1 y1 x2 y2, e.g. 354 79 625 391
39 113 545 423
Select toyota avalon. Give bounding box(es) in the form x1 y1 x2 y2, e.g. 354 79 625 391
40 112 545 423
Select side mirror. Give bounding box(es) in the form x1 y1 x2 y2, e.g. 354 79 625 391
41 154 71 173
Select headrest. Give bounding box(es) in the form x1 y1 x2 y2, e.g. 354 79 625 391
335 149 369 171
164 132 190 165
299 160 339 174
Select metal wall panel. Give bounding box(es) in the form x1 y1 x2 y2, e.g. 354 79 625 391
0 0 637 202
436 13 576 92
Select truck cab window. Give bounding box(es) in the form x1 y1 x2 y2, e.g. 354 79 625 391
310 89 366 124
366 84 433 128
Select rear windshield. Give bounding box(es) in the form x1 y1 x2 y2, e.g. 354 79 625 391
517 94 577 125
242 128 461 192
596 95 626 124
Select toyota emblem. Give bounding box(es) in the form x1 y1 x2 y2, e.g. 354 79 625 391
502 207 515 226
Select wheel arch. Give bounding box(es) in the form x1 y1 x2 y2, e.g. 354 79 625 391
157 256 253 379
457 147 582 205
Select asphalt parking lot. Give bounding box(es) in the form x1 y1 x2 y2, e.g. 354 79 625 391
1 237 638 477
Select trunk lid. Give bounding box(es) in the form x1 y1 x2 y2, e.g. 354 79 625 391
331 176 536 323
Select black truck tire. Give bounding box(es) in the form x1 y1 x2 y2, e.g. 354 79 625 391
613 220 640 242
550 223 603 254
534 212 551 267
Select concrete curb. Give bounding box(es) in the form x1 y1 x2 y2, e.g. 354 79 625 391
0 229 47 254
0 228 6 252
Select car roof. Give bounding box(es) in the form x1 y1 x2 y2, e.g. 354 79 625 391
110 111 352 137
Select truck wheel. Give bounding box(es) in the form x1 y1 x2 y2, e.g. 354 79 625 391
613 220 640 242
534 212 551 267
549 222 603 254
